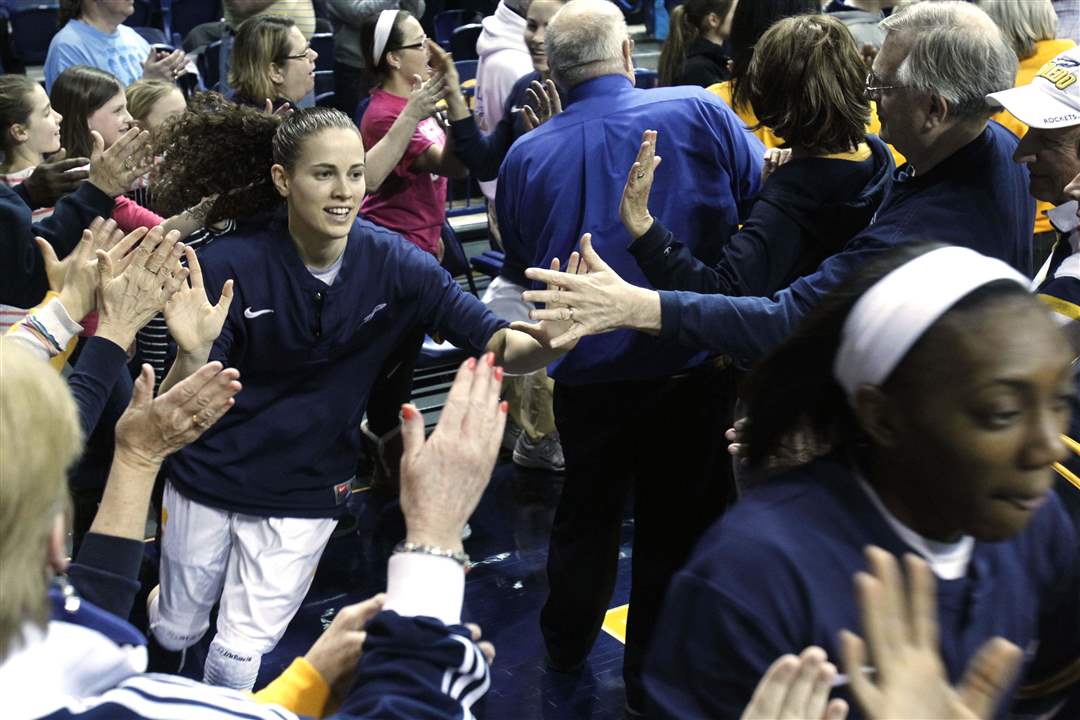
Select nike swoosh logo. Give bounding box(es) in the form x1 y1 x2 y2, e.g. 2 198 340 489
244 307 274 319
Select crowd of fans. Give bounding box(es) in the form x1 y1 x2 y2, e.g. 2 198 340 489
0 0 1078 718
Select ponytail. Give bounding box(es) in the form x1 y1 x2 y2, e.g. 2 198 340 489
658 5 694 87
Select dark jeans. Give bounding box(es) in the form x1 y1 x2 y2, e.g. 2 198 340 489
334 61 371 121
541 361 738 708
366 329 426 436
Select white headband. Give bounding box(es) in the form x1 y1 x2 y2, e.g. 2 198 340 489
833 246 1030 403
373 9 398 66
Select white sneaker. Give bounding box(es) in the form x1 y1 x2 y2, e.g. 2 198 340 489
512 431 566 472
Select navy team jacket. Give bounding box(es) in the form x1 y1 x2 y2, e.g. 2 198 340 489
645 454 1080 720
658 121 1036 365
165 215 507 517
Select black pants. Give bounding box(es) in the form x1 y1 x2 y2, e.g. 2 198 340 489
541 362 738 707
334 61 370 120
366 329 426 436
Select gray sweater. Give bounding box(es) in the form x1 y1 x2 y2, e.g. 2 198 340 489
327 0 425 69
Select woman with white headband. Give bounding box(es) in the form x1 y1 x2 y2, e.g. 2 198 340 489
356 9 470 489
643 243 1080 719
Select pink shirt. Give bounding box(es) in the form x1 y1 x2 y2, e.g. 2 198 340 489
113 194 163 232
359 88 447 256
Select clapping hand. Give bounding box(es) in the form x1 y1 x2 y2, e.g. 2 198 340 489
840 548 1024 720
88 127 154 197
522 79 562 131
41 218 147 322
402 72 449 125
142 46 188 82
114 360 242 470
95 226 189 350
761 147 792 184
399 354 507 553
164 246 234 355
620 129 661 239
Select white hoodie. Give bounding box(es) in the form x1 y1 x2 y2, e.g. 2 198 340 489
474 1 534 201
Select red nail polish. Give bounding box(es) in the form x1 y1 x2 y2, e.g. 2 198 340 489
401 405 414 420
494 366 504 381
467 357 477 369
500 400 509 413
486 352 495 367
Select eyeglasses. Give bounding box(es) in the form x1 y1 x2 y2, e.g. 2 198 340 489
865 71 906 100
394 36 428 52
284 45 314 61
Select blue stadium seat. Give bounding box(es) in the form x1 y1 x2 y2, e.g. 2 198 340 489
470 250 504 278
455 59 478 84
122 0 154 29
314 69 334 96
635 67 658 89
195 38 223 91
9 3 59 65
450 23 482 61
315 90 336 107
131 26 170 46
354 95 371 126
434 9 467 50
163 0 222 46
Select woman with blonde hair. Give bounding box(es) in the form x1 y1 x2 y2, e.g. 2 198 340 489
228 14 317 109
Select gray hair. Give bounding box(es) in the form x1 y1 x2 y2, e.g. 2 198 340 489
977 0 1057 61
881 1 1018 120
546 0 628 88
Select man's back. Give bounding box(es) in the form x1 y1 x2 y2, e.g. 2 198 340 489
497 75 763 385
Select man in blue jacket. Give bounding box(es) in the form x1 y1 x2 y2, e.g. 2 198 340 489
496 0 763 710
523 1 1033 367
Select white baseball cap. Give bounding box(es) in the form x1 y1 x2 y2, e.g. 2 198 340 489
988 46 1080 129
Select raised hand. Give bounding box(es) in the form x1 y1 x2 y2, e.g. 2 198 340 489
522 79 562 131
840 548 1023 720
523 233 662 348
21 148 91 207
263 98 294 117
399 354 508 552
425 40 461 95
509 251 585 351
114 360 242 469
741 647 848 720
164 246 234 354
619 129 661 239
88 127 154 197
95 226 188 350
726 417 749 461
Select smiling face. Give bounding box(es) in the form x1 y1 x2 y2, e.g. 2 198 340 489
86 90 132 148
878 293 1073 542
272 25 318 103
273 127 366 244
1014 124 1080 206
14 83 63 157
525 0 564 74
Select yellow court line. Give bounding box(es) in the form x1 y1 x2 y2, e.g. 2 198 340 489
1054 462 1080 492
602 604 629 644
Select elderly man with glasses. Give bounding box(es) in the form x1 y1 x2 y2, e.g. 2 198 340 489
522 1 1035 365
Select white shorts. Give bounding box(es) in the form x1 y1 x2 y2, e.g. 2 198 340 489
150 481 338 655
481 276 533 324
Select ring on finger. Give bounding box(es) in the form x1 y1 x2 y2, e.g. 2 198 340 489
192 413 208 428
568 307 575 321
635 171 646 180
